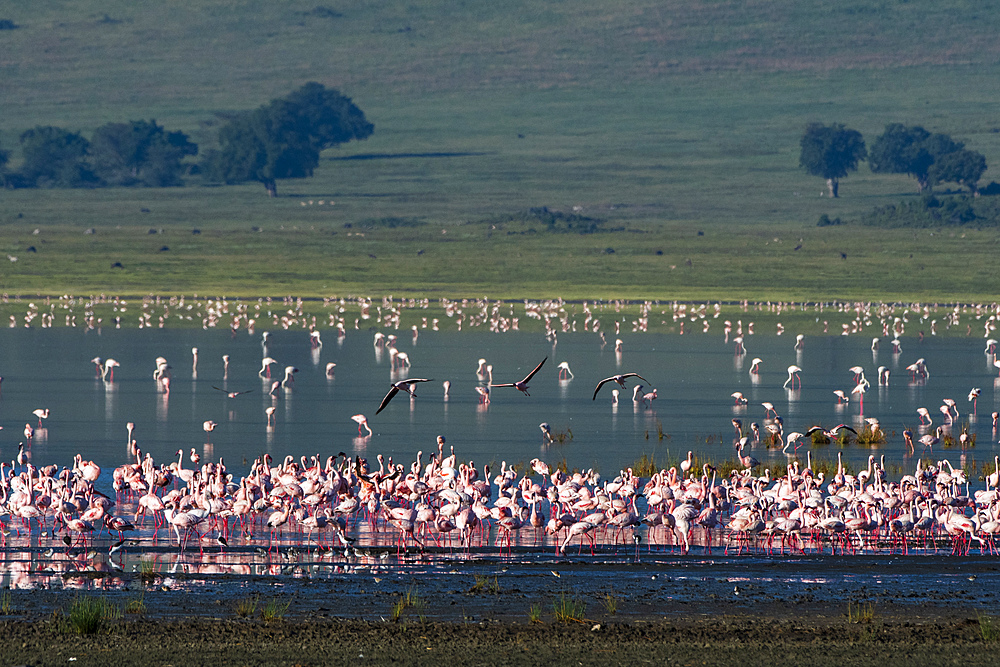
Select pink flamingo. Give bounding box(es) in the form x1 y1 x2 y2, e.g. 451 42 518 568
351 414 373 436
490 357 547 396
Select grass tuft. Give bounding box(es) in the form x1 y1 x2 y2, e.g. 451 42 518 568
602 588 620 616
63 595 120 635
979 614 1000 642
391 586 426 622
0 590 13 615
470 574 500 595
260 597 292 623
124 591 146 615
846 600 877 624
234 595 259 619
528 603 543 623
138 558 158 584
552 592 587 623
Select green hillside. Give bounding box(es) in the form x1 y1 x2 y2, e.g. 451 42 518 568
1 0 999 300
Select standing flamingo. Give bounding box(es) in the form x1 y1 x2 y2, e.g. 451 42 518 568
351 414 373 436
969 387 982 414
101 359 120 382
32 408 49 427
783 365 802 389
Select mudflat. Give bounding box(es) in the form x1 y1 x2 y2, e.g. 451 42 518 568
1 596 996 667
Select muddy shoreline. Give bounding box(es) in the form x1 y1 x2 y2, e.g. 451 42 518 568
0 609 996 667
1 579 999 667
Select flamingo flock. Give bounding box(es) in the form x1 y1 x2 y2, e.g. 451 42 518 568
6 296 1000 573
3 440 1000 562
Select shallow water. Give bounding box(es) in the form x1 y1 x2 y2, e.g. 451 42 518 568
3 327 1000 607
2 327 998 479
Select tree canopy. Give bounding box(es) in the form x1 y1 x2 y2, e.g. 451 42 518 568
928 148 988 194
868 123 975 193
799 122 867 198
17 126 98 188
207 82 374 196
89 119 197 187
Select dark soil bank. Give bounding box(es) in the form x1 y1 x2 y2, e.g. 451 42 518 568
1 613 998 667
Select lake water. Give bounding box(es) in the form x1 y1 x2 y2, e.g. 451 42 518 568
2 326 997 483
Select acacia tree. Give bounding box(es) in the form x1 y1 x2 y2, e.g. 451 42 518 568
928 148 987 195
799 123 867 198
18 126 98 187
207 82 373 196
868 123 967 193
89 119 197 187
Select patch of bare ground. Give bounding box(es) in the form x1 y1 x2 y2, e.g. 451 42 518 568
0 612 997 667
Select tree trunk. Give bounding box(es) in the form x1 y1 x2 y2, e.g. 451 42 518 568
827 178 838 198
264 179 277 197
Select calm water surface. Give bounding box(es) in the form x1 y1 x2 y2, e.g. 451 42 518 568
1 327 997 483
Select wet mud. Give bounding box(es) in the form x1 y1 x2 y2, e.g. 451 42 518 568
2 552 1000 666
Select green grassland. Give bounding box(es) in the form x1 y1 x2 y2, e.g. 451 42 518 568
2 0 1000 302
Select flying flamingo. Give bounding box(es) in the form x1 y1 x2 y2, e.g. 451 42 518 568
212 386 253 398
490 357 547 396
375 378 433 414
593 372 649 400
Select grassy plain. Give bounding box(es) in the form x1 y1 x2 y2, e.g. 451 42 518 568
1 0 999 301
